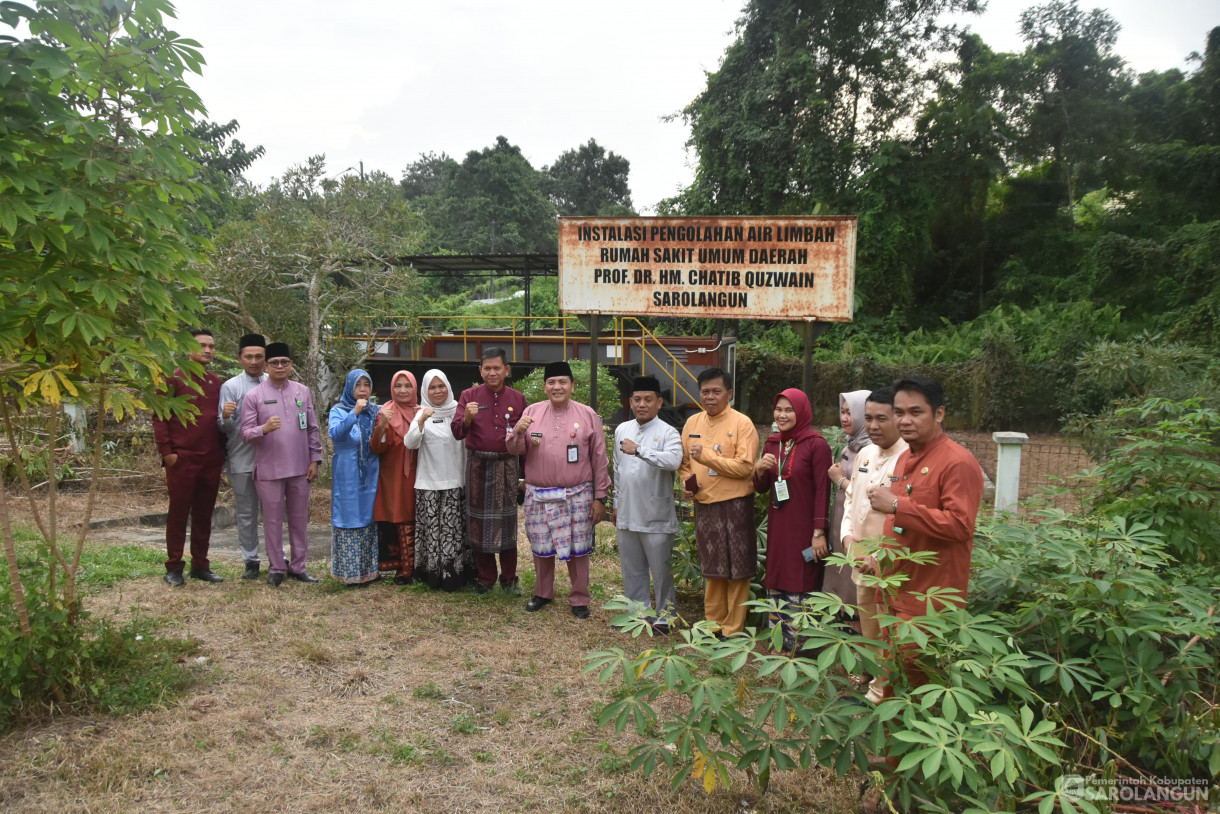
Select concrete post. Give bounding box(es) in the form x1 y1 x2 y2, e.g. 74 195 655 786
63 401 87 454
992 431 1029 514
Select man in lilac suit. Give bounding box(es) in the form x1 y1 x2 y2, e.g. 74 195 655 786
239 343 323 586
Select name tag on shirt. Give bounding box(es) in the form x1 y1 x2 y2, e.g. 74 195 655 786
298 411 308 430
431 418 445 423
567 444 579 463
264 399 278 404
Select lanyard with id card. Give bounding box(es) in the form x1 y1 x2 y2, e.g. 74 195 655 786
296 395 307 430
772 440 795 507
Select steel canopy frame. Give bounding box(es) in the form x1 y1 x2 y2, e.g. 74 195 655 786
389 253 558 336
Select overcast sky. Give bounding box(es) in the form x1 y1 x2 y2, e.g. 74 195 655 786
172 0 1217 211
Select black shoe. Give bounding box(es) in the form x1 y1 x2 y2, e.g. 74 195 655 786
651 621 671 635
393 574 412 586
473 582 492 595
287 570 319 583
525 595 552 612
242 563 260 580
164 571 185 587
267 573 285 587
189 569 225 583
501 580 521 596
571 605 590 620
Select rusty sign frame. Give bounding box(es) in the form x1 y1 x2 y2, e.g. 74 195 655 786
557 216 856 322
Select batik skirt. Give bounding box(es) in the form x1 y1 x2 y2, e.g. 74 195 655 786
332 524 379 585
415 487 474 591
693 495 757 580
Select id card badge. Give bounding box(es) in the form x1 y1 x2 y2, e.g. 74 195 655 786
297 411 308 430
773 478 790 504
567 444 579 463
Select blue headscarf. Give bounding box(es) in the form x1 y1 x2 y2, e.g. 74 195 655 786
336 369 380 488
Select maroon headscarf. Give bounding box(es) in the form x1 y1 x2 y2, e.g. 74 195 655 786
769 387 819 447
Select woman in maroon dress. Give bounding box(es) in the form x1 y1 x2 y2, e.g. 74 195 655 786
753 387 832 651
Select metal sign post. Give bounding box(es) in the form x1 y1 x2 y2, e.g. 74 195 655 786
576 313 612 412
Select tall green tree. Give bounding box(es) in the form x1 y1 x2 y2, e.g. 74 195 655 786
543 139 635 216
670 0 982 216
402 136 557 256
0 0 212 680
1016 1 1131 219
188 118 265 231
200 157 424 408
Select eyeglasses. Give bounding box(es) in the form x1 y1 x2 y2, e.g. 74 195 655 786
267 359 292 368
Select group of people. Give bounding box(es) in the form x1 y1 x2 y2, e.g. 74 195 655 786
155 331 985 694
156 331 324 586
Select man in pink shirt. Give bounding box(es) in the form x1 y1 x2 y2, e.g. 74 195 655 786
506 361 610 619
239 343 323 586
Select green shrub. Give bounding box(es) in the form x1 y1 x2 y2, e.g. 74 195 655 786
1082 398 1220 564
0 537 200 724
587 401 1220 810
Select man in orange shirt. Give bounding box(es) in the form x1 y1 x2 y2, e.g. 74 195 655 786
679 368 760 637
865 374 983 692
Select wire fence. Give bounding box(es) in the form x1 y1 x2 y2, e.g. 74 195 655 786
954 436 1093 512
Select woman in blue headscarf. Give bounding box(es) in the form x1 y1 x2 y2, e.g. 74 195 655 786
329 369 381 586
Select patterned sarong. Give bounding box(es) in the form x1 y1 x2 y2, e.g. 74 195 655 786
524 481 594 561
693 495 757 580
331 524 379 585
467 451 519 554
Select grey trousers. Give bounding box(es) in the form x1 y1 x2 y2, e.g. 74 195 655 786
617 529 677 620
228 470 262 564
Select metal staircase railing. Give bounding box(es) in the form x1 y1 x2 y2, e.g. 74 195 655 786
614 317 699 406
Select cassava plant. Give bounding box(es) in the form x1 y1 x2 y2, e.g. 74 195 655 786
0 0 214 708
587 402 1219 810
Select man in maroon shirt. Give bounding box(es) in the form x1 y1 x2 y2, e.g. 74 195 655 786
864 374 983 694
451 348 527 594
152 328 227 586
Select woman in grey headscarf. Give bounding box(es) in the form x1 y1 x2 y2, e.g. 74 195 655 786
821 389 871 607
405 369 473 591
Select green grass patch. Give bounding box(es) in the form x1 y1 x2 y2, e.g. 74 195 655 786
1 526 204 727
87 619 204 715
1 525 164 594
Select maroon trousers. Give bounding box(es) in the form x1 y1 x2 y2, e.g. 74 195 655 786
473 548 518 587
164 456 223 573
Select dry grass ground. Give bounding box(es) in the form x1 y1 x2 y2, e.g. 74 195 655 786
0 532 862 813
1 426 1087 812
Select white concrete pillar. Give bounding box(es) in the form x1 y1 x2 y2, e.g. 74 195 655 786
63 401 87 454
992 432 1029 514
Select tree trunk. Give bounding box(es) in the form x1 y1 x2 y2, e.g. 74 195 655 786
0 482 32 638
